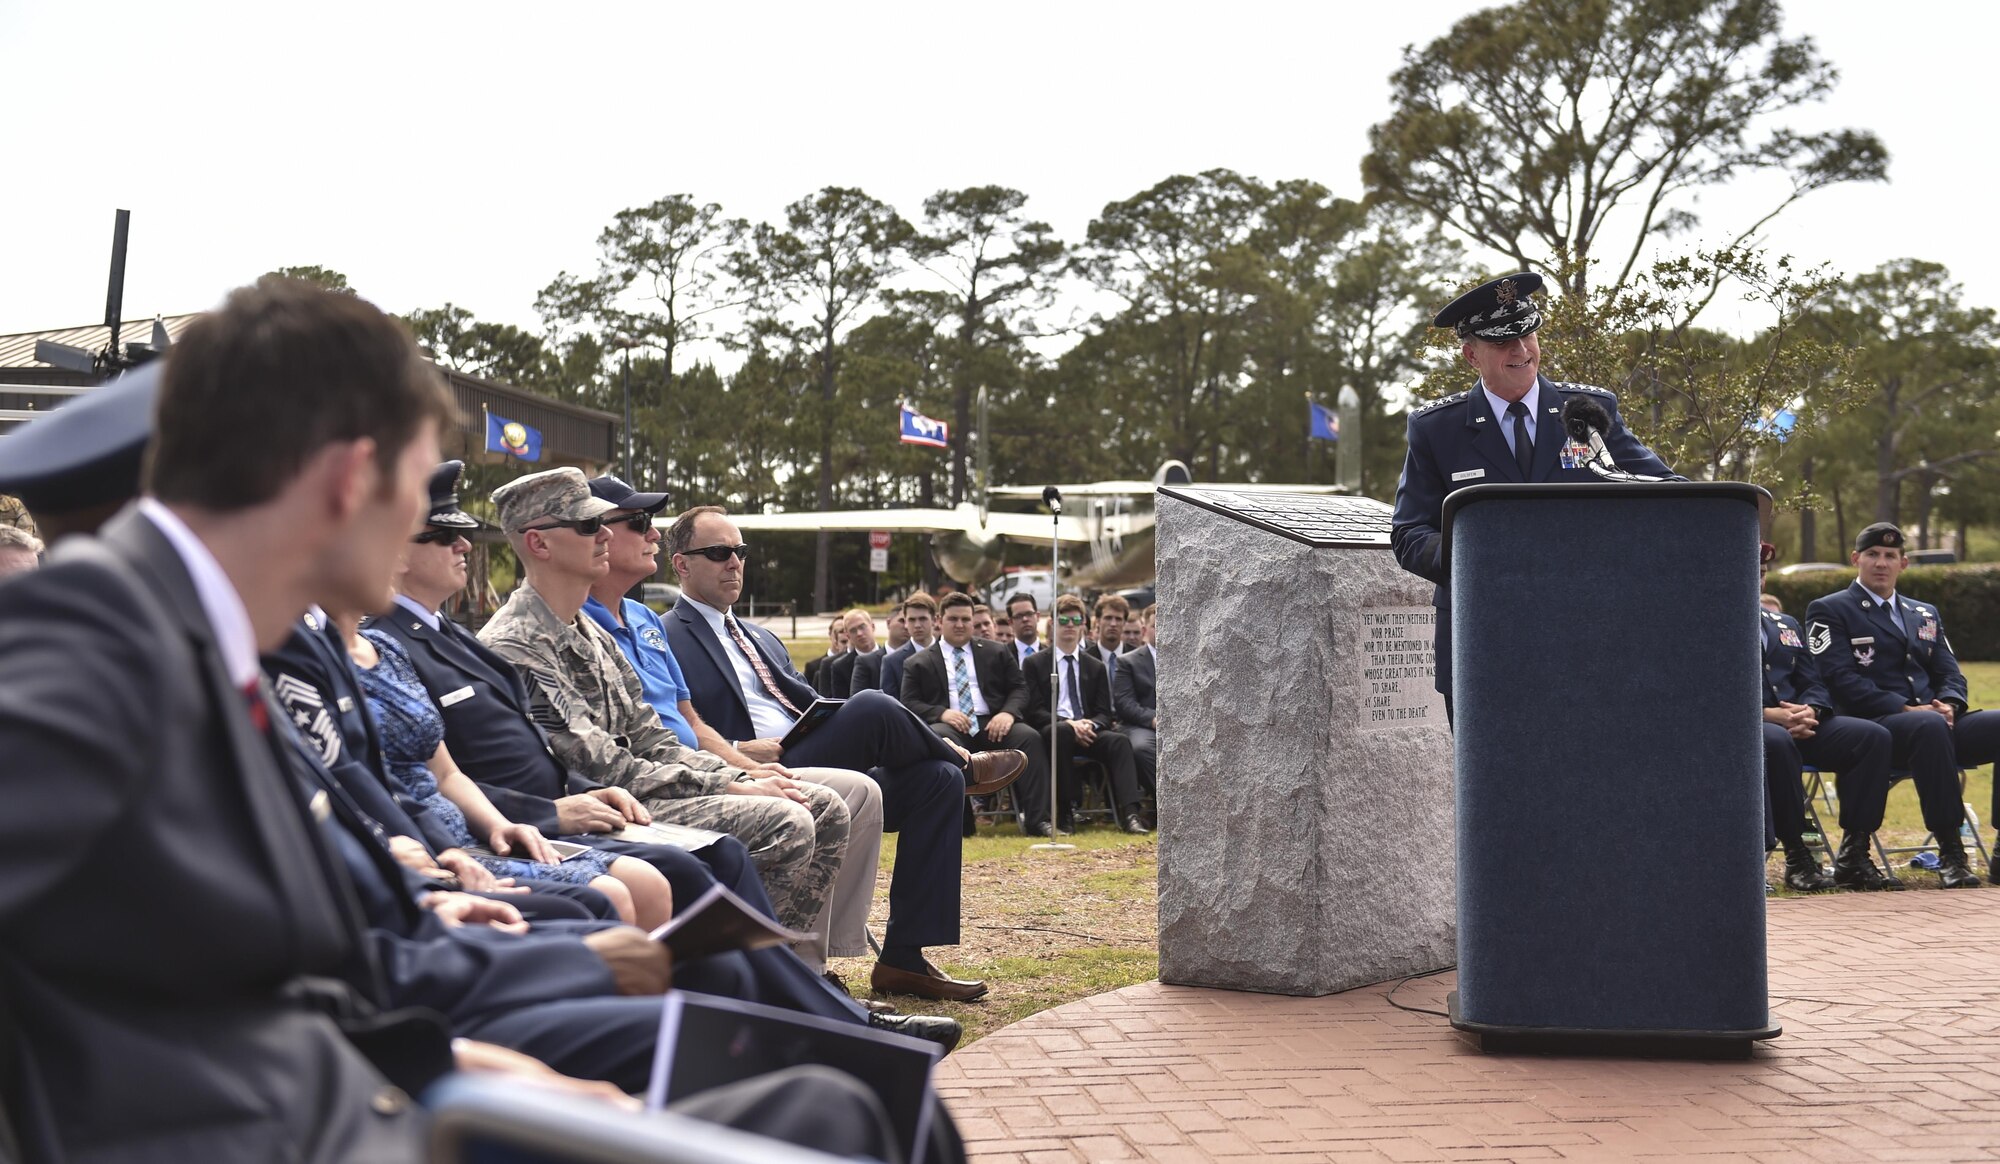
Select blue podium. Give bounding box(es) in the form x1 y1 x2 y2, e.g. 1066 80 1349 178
1442 482 1779 1056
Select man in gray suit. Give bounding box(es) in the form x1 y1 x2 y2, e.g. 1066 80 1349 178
1113 604 1159 796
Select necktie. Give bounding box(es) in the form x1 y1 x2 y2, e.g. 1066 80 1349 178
1064 655 1079 720
726 613 804 717
1507 399 1533 479
1101 647 1117 689
1504 396 1536 480
952 647 979 731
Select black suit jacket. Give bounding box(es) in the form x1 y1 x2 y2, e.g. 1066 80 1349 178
1113 645 1157 726
0 507 424 1161
367 604 603 835
847 646 886 697
803 654 827 690
901 639 1028 726
825 650 858 699
1022 648 1116 733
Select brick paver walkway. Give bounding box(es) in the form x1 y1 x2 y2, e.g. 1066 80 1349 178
935 891 2000 1162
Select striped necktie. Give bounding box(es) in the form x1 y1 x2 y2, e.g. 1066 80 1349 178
952 647 979 731
726 613 804 718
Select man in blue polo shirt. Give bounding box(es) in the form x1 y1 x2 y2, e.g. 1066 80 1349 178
582 476 885 979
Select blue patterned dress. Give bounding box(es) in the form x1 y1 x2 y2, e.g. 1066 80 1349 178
356 628 613 885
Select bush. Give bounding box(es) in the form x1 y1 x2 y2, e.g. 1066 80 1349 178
1763 564 2000 662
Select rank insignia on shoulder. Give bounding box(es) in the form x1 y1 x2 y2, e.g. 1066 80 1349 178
1808 622 1831 655
1412 391 1467 417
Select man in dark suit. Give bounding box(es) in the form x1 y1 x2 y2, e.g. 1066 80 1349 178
1084 594 1132 700
0 278 458 1160
844 608 888 697
1004 591 1042 668
1805 522 2000 888
879 592 938 700
902 593 1052 834
1390 272 1679 717
662 507 1025 1002
805 621 847 695
1112 604 1159 796
1023 595 1150 835
826 608 873 699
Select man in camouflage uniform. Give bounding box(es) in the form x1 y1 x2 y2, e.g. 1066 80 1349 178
480 468 849 932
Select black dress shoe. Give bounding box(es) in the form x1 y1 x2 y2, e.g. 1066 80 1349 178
1832 832 1904 891
1119 816 1151 835
1780 843 1833 892
1936 838 1982 890
868 1012 963 1054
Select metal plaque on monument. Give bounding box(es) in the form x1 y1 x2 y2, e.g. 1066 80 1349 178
1154 487 1455 996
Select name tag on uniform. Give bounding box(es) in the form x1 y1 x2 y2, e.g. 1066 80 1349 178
439 686 476 708
1850 636 1874 646
1451 469 1485 482
336 696 355 713
308 790 331 822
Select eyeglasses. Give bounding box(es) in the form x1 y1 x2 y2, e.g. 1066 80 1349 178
411 528 466 546
613 513 655 535
683 543 751 562
1056 615 1085 626
525 516 604 537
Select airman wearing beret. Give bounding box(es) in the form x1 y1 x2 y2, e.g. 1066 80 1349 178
1805 522 2000 887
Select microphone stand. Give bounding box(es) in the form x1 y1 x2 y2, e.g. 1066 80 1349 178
1031 485 1074 852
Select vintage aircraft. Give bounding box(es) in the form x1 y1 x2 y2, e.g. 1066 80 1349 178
718 460 1346 591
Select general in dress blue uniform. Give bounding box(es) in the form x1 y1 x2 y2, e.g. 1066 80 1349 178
1805 522 2000 888
1390 272 1680 715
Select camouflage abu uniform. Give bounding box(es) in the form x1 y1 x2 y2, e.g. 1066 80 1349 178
479 470 848 932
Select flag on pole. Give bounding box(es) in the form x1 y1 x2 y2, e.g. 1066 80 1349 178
899 403 949 448
1308 399 1339 441
1755 407 1798 443
486 408 543 461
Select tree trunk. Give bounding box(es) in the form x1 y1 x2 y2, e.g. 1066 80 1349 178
1874 380 1902 523
1798 456 1817 563
1914 472 1938 549
1831 481 1848 559
951 304 976 505
1956 513 1970 561
813 340 836 615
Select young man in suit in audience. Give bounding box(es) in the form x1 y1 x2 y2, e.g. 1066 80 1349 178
879 592 938 701
1005 591 1042 667
1085 594 1131 697
971 603 996 641
663 507 1024 1002
844 607 889 697
803 622 845 693
1023 595 1151 835
825 608 872 699
902 593 1053 837
1113 603 1160 797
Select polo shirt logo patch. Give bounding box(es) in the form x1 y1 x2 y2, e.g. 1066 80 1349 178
641 627 669 651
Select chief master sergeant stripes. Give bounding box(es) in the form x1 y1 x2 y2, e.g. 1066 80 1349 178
1389 271 1681 718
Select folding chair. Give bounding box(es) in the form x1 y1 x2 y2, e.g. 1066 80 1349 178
1796 767 1839 870
1872 768 1993 874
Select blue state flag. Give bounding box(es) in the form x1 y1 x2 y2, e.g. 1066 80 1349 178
1309 399 1339 441
1754 407 1797 443
486 411 543 462
899 403 949 449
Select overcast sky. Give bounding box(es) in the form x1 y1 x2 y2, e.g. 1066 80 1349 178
1 0 1988 361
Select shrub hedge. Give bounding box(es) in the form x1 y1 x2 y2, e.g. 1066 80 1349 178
1762 564 2000 661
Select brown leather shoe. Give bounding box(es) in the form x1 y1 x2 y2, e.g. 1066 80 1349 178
964 749 1026 796
870 959 989 1002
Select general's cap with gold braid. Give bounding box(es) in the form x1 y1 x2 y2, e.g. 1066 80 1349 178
1433 272 1545 341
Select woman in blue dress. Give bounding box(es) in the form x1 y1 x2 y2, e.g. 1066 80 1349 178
334 610 673 928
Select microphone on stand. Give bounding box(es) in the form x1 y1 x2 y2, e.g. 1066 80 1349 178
1043 485 1063 514
1560 397 1665 483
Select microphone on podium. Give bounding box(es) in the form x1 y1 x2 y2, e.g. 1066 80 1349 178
1043 485 1063 514
1560 397 1665 483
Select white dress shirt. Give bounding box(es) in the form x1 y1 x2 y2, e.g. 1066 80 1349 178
393 592 442 631
1053 648 1085 720
1481 379 1541 459
686 596 799 740
138 498 258 687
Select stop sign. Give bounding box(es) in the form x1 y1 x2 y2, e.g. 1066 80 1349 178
869 530 891 550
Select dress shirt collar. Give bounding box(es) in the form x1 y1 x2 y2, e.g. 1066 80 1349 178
138 498 259 687
685 595 735 641
1480 379 1541 425
393 591 442 631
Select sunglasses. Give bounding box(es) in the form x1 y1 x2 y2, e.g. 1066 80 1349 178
612 512 655 535
683 543 751 562
526 516 604 537
411 528 466 546
1056 615 1085 626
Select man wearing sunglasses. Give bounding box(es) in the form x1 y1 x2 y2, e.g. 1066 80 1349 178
664 507 1025 1003
1023 595 1150 835
582 477 887 982
477 470 853 937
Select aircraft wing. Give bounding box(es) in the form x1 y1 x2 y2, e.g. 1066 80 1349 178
720 505 1096 547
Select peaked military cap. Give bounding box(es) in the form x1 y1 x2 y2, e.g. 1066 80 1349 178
1433 272 1545 341
1854 522 1906 554
0 363 160 516
586 473 671 515
426 460 482 529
